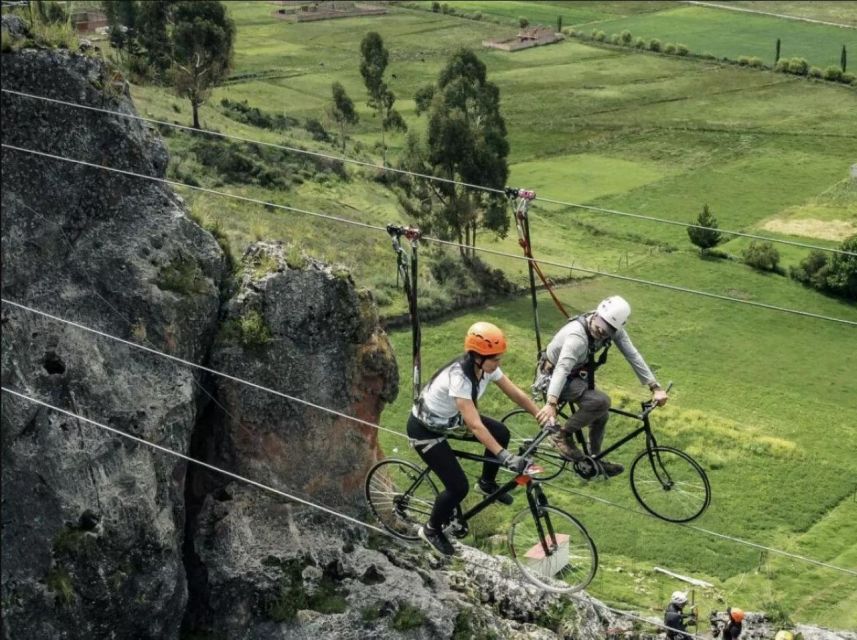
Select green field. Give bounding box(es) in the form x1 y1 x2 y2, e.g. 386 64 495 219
126 1 857 629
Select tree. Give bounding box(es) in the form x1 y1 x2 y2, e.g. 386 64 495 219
842 44 847 72
775 37 781 64
399 48 509 256
102 0 139 51
136 0 173 78
170 1 235 129
327 82 359 151
359 32 405 166
826 235 857 300
687 204 723 254
742 241 781 273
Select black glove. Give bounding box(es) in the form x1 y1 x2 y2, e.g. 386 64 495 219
497 449 528 473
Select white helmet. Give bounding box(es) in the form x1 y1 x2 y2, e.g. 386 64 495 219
670 591 688 606
596 295 631 331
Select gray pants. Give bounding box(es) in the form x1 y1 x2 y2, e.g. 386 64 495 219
559 376 611 455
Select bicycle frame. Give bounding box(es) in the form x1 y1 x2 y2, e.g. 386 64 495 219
577 405 659 462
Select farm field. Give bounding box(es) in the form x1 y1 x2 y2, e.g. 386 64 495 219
124 1 857 628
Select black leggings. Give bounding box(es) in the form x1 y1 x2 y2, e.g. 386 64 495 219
406 413 510 531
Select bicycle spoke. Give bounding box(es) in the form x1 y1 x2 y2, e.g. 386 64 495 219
630 446 711 522
365 459 439 540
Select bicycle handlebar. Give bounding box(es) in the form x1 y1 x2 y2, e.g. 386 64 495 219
640 381 674 419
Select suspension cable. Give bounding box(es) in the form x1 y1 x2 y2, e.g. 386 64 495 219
4 143 855 327
0 298 408 440
2 88 853 257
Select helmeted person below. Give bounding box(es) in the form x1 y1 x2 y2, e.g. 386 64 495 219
711 607 745 639
664 591 695 639
408 322 547 556
535 295 668 476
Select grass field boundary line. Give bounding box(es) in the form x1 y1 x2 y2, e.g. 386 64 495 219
683 1 857 29
4 88 853 258
545 482 857 577
0 298 410 441
5 143 856 327
2 385 719 638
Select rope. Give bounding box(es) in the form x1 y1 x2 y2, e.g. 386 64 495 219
2 88 854 257
0 298 408 441
4 143 856 328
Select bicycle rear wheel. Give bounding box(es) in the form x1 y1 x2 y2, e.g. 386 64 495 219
630 446 711 522
502 408 567 481
365 459 439 540
508 505 598 593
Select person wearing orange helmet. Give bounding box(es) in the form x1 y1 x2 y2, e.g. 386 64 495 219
535 295 668 476
711 607 745 639
408 321 546 556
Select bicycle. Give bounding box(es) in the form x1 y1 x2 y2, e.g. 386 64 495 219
364 425 599 593
501 384 711 523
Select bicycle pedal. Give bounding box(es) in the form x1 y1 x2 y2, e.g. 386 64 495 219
445 521 469 539
573 458 598 480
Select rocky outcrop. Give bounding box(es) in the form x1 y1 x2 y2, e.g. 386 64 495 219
1 50 225 638
205 241 399 510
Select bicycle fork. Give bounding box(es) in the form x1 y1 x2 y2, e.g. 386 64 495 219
527 483 560 558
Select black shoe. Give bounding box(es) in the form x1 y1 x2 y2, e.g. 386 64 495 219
478 479 513 506
418 525 455 556
599 460 624 477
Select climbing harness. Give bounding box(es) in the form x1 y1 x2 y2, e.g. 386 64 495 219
387 223 422 403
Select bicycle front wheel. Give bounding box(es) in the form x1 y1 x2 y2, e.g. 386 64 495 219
502 409 567 481
630 446 711 522
508 505 598 593
365 459 439 540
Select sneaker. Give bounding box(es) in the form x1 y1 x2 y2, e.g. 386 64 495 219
477 479 513 506
599 460 625 477
551 434 586 462
418 525 455 556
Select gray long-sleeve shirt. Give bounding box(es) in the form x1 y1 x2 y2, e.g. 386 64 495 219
545 314 658 399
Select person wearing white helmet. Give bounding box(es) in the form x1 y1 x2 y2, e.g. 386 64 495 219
535 295 668 476
664 591 695 639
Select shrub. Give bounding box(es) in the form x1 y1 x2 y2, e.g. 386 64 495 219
471 11 481 20
664 42 676 54
808 66 823 78
610 33 620 45
234 310 272 348
742 241 781 272
676 43 689 56
431 0 440 11
701 51 716 60
595 30 606 42
591 29 598 39
823 65 843 81
440 3 449 14
648 38 661 52
634 37 646 49
842 71 856 84
620 30 633 44
787 57 809 75
519 17 529 29
687 204 723 253
392 602 426 631
749 56 764 68
304 118 329 142
737 56 750 66
790 250 830 289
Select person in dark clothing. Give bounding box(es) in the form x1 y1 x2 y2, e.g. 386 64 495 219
711 607 744 639
664 591 695 639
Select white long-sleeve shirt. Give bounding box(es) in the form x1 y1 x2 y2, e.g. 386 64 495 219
545 315 658 399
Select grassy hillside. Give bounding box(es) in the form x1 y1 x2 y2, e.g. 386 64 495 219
124 1 857 629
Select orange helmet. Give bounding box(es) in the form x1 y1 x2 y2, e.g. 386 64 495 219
464 322 507 356
729 608 745 623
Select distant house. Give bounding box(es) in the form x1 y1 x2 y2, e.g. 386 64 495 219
71 10 108 34
483 26 563 52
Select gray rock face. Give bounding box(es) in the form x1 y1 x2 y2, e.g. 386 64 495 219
189 483 615 640
1 50 224 639
206 242 398 511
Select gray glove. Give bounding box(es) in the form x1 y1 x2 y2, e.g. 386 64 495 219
497 449 528 473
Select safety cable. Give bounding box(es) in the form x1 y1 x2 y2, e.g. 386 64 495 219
4 144 856 328
544 481 857 577
2 88 854 258
0 384 718 639
6 289 851 583
0 298 409 441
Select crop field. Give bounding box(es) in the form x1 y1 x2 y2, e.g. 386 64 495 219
127 1 857 628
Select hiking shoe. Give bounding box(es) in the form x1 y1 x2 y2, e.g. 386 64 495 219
418 525 455 556
551 434 586 462
599 460 625 477
477 479 513 506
